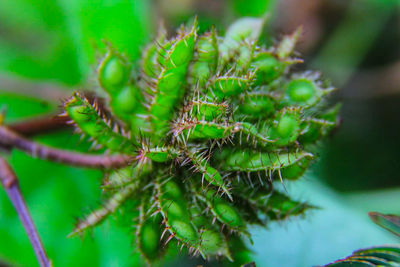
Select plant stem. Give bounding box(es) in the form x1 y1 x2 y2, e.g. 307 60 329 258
8 114 70 137
0 126 133 169
0 157 51 267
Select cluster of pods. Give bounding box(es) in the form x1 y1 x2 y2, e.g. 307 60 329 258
63 17 340 264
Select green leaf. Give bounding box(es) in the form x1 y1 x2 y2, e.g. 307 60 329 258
324 245 400 266
369 212 400 237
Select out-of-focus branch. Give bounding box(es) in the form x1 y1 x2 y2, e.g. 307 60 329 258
8 114 70 137
0 156 51 267
0 126 133 169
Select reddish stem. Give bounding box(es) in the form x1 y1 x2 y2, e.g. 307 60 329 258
0 126 133 169
8 114 70 137
0 157 51 267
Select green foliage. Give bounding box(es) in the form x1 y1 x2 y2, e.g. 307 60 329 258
369 212 400 237
324 245 400 267
61 16 339 264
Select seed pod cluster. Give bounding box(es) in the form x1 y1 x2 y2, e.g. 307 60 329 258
64 17 340 264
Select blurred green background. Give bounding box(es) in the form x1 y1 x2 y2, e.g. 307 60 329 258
0 0 399 266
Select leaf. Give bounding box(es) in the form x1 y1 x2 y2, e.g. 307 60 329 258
324 245 400 267
369 212 400 237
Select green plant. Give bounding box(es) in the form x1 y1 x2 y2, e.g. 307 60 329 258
0 16 339 265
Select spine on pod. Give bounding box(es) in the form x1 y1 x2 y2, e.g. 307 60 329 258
149 20 198 140
64 92 137 153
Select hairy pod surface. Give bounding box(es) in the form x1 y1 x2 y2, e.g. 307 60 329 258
64 16 340 264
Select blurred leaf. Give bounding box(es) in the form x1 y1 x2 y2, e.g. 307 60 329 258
369 212 400 237
233 0 276 17
324 245 400 267
0 0 83 85
0 93 56 123
62 0 153 61
0 0 153 85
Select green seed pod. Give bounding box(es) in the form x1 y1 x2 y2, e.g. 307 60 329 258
199 229 232 260
210 73 254 99
265 108 302 146
150 21 198 139
138 146 179 163
214 202 244 228
161 180 184 200
190 29 218 86
284 74 336 108
238 122 273 146
184 99 229 121
222 150 313 172
64 92 137 153
276 27 302 60
98 50 130 92
110 84 146 126
169 220 200 245
141 25 167 78
188 151 232 199
220 17 266 61
138 219 162 260
103 162 150 189
251 52 285 85
156 178 201 248
69 183 138 237
138 199 163 263
236 40 256 73
266 191 311 220
141 43 159 78
173 120 236 141
238 92 275 119
113 85 138 114
278 157 311 181
205 190 246 232
286 78 317 106
64 16 340 263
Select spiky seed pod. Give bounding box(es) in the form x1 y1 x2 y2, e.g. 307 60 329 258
64 16 340 264
64 92 137 153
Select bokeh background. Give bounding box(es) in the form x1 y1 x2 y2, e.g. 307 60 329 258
0 0 399 266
